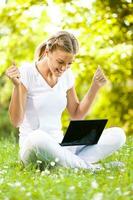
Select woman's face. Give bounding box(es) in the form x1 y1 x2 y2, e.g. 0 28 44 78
46 49 74 77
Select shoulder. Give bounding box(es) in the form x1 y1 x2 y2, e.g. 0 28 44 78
19 62 35 90
19 62 34 74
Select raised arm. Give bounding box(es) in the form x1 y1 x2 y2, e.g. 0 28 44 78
6 63 27 127
67 66 107 120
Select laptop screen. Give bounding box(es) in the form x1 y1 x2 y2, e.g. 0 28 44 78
60 119 108 146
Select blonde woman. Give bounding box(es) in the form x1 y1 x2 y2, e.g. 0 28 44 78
6 31 126 170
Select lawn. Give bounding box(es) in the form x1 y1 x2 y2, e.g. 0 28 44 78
0 136 132 200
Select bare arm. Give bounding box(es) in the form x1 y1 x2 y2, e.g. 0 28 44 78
67 84 99 120
6 64 27 127
67 66 107 120
9 84 27 127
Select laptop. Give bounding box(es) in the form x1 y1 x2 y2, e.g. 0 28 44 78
60 119 108 146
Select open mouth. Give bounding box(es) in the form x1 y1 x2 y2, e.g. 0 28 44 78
55 68 63 75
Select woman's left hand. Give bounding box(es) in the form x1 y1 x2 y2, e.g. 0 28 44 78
92 66 107 89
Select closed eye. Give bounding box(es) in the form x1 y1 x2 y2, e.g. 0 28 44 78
57 60 73 66
58 61 64 64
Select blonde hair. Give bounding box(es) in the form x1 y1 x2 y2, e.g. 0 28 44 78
34 31 79 61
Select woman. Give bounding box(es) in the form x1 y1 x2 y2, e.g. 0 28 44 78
6 31 126 170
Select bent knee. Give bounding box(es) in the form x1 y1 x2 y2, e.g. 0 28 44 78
112 127 126 147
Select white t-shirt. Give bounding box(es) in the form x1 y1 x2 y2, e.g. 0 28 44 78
18 62 75 147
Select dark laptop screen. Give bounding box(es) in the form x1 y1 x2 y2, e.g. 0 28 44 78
61 119 108 146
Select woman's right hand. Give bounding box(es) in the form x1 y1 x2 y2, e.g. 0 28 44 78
5 62 21 86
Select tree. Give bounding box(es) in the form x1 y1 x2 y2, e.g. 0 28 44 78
0 0 132 137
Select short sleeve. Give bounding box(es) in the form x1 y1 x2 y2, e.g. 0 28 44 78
66 68 75 90
19 63 30 90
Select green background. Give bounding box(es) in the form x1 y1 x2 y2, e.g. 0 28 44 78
0 0 132 138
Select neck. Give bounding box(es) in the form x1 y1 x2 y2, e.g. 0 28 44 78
36 57 57 81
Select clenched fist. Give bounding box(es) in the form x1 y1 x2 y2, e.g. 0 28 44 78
5 62 21 86
92 66 107 89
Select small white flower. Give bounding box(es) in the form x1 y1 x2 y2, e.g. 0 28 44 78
8 182 22 187
44 169 50 175
105 161 125 168
53 174 58 178
41 171 45 176
50 161 55 166
55 157 59 163
69 186 75 190
92 192 103 200
37 160 42 164
91 180 98 189
36 169 40 173
74 168 79 173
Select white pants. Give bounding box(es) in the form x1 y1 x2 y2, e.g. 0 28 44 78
19 127 126 169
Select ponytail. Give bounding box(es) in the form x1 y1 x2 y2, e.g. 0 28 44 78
34 42 47 61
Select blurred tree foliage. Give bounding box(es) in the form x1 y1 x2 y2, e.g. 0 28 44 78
0 0 132 138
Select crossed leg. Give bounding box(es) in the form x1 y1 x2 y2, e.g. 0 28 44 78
74 127 126 163
19 127 126 169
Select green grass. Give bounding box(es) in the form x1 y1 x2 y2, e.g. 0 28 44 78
0 136 132 200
